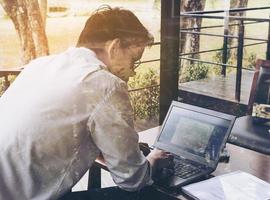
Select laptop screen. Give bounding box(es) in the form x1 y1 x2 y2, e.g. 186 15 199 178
157 105 231 161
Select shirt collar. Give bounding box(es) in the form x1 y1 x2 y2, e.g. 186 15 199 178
68 47 107 70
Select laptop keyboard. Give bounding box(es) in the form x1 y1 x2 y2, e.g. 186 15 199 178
173 157 203 179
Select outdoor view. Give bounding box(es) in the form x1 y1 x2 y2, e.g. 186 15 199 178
0 0 270 194
0 0 269 128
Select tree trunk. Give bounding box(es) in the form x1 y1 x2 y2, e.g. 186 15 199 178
181 0 206 61
0 0 49 65
39 0 47 28
228 0 248 48
25 0 49 57
1 0 36 64
180 0 206 82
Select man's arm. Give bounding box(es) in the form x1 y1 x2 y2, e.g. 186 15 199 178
88 81 152 191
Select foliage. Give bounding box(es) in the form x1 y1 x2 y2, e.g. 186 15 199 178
212 47 257 74
128 67 159 120
245 52 256 69
181 62 209 82
212 49 234 75
212 50 224 75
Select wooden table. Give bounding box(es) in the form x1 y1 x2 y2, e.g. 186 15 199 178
90 126 270 199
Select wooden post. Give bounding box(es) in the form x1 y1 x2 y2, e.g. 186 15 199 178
159 0 180 124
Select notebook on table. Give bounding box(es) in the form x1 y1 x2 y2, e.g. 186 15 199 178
153 101 236 189
182 171 270 200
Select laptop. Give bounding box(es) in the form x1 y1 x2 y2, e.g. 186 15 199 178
153 101 236 188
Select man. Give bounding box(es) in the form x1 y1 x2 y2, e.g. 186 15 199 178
0 6 172 200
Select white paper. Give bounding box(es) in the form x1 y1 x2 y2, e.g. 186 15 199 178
182 171 270 200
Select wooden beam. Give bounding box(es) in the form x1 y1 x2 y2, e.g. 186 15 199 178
159 0 180 124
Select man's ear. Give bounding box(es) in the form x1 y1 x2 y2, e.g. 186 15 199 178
107 38 121 60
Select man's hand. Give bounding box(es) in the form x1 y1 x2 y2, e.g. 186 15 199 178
146 149 174 177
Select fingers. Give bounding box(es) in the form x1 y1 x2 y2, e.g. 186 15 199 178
147 148 175 170
151 148 172 158
158 152 171 159
148 148 174 168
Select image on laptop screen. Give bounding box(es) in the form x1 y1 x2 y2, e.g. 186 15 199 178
158 105 231 161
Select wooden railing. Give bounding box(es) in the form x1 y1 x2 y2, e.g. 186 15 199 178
0 68 22 93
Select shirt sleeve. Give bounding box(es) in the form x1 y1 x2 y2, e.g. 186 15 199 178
87 81 153 191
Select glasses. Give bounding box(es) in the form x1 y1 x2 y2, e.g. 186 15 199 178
133 60 142 69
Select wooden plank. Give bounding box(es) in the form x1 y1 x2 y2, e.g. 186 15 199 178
0 68 22 76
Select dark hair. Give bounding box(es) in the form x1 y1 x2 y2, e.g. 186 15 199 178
77 5 153 48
